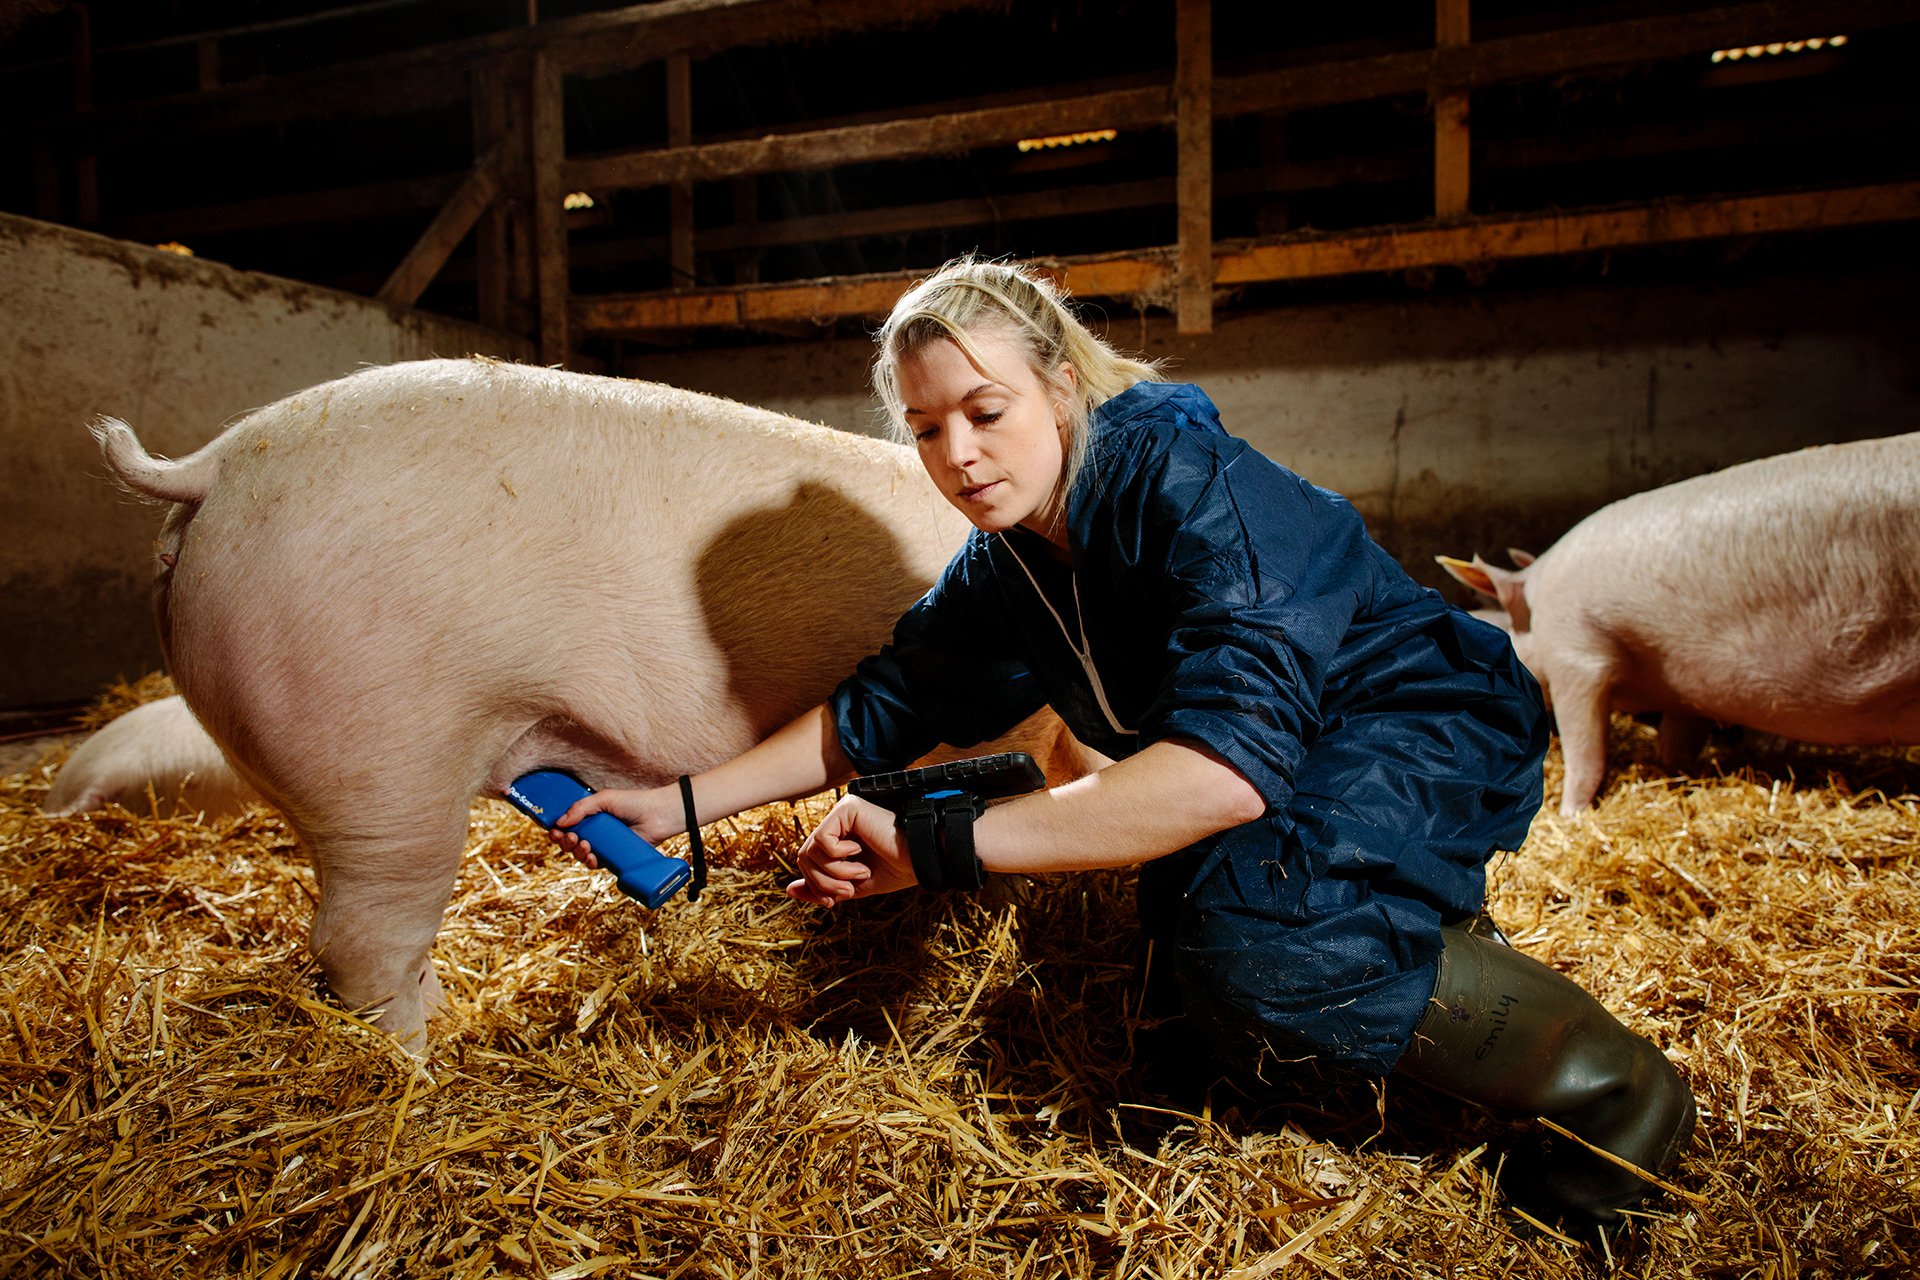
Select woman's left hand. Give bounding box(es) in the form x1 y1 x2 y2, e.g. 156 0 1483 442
786 794 915 905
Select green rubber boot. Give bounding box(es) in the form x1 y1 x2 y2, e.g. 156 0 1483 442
1396 926 1697 1227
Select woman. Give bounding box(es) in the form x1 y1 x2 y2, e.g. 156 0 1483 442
553 257 1694 1227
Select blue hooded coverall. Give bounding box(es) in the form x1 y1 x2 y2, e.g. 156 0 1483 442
830 382 1548 1077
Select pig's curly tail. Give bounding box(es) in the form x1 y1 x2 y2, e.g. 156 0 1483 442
92 417 219 505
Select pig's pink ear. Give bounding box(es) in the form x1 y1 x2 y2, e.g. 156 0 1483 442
1436 554 1499 599
1506 547 1537 568
1438 554 1533 632
1481 554 1533 632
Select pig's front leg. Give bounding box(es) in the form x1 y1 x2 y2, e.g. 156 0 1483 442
1551 665 1616 817
306 807 469 1054
1655 711 1710 771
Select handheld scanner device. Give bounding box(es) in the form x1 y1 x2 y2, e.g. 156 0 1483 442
849 751 1046 811
849 752 1046 891
504 770 692 909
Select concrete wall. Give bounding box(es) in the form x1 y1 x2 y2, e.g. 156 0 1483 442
622 269 1916 593
9 206 1913 711
1 212 533 709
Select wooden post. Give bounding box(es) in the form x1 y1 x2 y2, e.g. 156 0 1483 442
471 63 511 331
530 50 569 365
1174 0 1212 335
667 53 695 288
1434 0 1471 221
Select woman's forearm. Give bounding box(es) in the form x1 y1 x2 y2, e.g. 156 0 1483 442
973 739 1266 875
686 703 857 824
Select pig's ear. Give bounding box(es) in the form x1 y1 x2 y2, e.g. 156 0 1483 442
1436 554 1499 599
1506 547 1537 568
1438 554 1533 632
1481 554 1533 632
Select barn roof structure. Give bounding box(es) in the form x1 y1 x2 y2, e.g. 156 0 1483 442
6 0 1916 366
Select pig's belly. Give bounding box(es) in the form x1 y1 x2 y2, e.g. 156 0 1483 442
1625 652 1920 747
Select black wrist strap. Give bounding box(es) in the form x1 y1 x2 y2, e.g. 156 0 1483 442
677 774 707 902
900 805 946 890
896 790 987 891
937 796 987 890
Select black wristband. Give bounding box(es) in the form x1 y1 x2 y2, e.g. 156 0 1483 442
936 793 987 890
896 790 987 891
900 805 946 890
677 775 707 903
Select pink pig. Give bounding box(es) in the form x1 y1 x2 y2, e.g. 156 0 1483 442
94 358 1092 1050
42 695 261 820
1442 431 1920 816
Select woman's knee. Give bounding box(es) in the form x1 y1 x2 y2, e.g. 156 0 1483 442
1169 910 1441 1077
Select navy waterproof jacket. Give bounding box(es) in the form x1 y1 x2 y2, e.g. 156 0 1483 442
829 381 1547 1073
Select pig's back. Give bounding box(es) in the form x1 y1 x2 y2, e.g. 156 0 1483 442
195 359 934 570
162 359 968 792
1538 431 1920 725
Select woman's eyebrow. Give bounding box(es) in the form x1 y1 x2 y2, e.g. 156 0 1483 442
904 382 1002 417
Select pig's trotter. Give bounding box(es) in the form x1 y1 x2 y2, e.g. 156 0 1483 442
307 816 466 1053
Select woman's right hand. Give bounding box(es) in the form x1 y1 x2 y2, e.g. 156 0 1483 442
549 784 686 869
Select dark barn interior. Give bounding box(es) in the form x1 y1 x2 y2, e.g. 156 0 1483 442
7 0 1916 362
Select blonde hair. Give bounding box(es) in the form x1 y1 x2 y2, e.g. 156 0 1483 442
872 256 1163 526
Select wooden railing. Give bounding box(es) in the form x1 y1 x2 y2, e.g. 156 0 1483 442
24 0 1918 362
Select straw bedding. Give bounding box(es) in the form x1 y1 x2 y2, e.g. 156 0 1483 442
2 678 1915 1277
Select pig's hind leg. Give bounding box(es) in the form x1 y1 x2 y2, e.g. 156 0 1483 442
305 798 471 1054
1654 712 1710 771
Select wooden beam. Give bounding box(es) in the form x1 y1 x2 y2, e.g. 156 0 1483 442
576 273 914 331
122 93 1905 250
572 92 1910 267
572 182 1920 335
667 52 695 287
550 0 1006 77
54 0 1006 148
1211 182 1920 284
1433 0 1470 221
567 85 1169 189
561 0 1910 196
530 51 570 365
558 165 1390 273
1032 255 1175 305
1216 0 1913 117
376 148 503 307
570 252 1178 333
1174 0 1212 335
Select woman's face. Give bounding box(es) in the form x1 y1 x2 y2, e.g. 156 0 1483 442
895 330 1073 545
